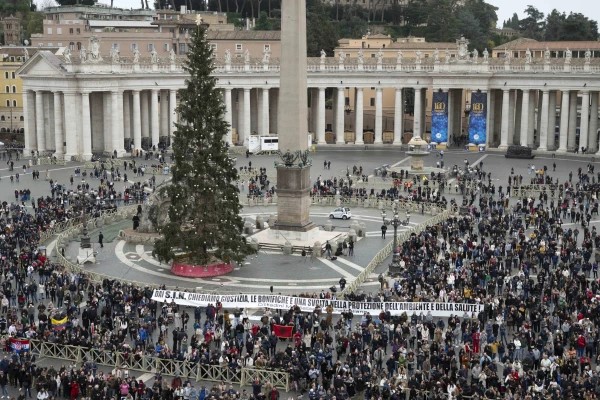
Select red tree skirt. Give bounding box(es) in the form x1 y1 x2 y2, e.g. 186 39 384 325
171 261 234 278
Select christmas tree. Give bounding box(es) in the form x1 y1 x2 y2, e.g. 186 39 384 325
153 23 255 266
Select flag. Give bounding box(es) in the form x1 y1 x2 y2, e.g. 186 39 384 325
51 316 68 330
8 338 29 353
272 324 293 338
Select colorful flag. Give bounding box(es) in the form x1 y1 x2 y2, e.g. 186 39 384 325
8 338 30 353
51 316 68 330
272 324 293 338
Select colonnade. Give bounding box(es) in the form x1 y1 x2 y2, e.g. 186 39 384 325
24 88 178 160
495 88 600 153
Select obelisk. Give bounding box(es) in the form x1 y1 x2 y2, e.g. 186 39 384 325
275 0 314 232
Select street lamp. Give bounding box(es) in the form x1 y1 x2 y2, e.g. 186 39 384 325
381 200 410 276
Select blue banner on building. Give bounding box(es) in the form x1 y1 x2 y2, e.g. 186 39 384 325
430 91 448 143
468 91 487 145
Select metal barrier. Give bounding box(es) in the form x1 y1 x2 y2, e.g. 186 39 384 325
511 184 562 199
341 209 453 296
240 195 446 216
29 339 289 391
35 157 67 166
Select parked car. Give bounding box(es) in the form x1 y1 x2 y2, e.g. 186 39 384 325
329 207 352 220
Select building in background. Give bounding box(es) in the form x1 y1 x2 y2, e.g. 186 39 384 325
493 38 600 59
30 5 279 58
1 15 22 46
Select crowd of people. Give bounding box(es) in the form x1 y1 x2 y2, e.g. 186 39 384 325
0 155 599 400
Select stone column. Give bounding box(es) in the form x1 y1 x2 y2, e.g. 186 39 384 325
159 90 168 142
242 88 251 145
151 89 160 148
169 89 177 144
512 90 521 145
547 91 557 150
558 90 570 152
132 90 142 152
140 90 149 140
317 87 326 144
393 88 403 145
22 90 35 154
35 91 45 152
590 92 599 153
486 90 493 147
355 88 364 145
374 87 383 144
111 90 125 156
519 90 530 147
580 91 590 151
499 89 510 149
81 91 92 160
224 88 233 145
261 87 270 135
527 90 536 148
63 92 78 159
53 91 64 157
336 87 345 144
413 87 422 138
124 91 132 142
538 89 550 151
567 91 578 151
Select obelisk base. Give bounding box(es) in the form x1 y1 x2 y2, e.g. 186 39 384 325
274 165 315 232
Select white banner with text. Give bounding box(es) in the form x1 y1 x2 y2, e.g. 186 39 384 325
151 290 484 317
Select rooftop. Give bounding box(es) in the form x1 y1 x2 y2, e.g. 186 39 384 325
494 38 600 50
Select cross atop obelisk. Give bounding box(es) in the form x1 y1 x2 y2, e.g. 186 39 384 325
275 0 314 232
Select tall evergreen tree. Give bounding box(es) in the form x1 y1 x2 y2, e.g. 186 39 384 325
153 23 255 266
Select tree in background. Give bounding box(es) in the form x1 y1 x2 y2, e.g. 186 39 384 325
518 5 545 40
153 23 254 266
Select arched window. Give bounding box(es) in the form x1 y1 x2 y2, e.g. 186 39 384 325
19 116 24 121
69 42 75 50
4 86 8 93
5 100 9 107
77 42 82 50
19 128 23 133
0 116 5 121
12 86 16 93
12 100 16 107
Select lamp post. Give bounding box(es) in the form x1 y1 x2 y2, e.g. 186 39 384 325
381 200 410 276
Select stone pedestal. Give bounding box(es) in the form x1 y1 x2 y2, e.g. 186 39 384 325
275 165 315 232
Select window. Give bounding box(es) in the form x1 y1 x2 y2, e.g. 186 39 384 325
131 43 138 51
3 72 7 79
57 27 62 34
178 43 186 54
163 43 169 51
210 43 217 51
77 28 80 34
19 116 23 121
77 42 81 50
235 44 242 51
12 86 16 93
47 28 52 34
69 42 75 50
345 97 350 106
264 44 270 52
69 28 73 34
1 116 5 121
5 100 8 107
370 98 375 107
4 86 8 94
147 43 155 51
11 72 15 79
112 43 119 50
12 100 16 107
